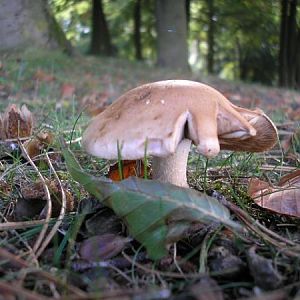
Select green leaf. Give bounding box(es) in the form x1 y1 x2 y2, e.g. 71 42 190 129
60 138 242 260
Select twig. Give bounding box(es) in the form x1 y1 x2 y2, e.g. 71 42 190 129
0 218 55 230
260 165 298 172
35 152 66 258
18 141 52 258
173 243 185 277
107 264 133 283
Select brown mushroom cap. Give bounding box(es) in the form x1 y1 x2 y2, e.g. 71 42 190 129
82 80 277 160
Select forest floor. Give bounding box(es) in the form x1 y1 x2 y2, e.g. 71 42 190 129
0 49 300 300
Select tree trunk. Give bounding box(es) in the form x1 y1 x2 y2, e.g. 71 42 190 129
0 0 72 54
133 0 143 60
279 0 298 88
296 29 300 89
206 0 215 74
155 0 189 70
90 0 113 56
186 0 191 32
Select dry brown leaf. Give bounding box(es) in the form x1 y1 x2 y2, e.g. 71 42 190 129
79 234 132 262
248 170 300 217
14 180 74 220
208 245 246 278
22 131 54 159
0 290 16 300
190 277 224 300
289 109 300 121
1 104 33 139
281 128 300 154
278 170 300 186
81 92 109 116
85 210 122 236
60 83 76 99
33 69 55 82
247 246 283 290
0 84 10 98
0 180 12 197
108 160 149 181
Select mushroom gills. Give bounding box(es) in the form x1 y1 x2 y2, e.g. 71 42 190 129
163 111 189 154
219 130 254 139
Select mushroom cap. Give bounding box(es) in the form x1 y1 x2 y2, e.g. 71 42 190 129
82 80 277 160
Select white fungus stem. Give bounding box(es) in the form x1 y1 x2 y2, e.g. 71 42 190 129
152 139 192 187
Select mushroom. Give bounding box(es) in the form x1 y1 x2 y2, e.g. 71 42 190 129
82 80 277 187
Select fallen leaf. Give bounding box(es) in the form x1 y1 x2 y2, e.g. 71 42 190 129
248 170 300 217
14 180 74 220
77 197 105 215
22 131 54 159
281 128 300 154
0 180 12 198
79 234 132 261
290 109 300 121
190 277 224 300
108 160 149 181
278 170 300 186
0 84 10 98
0 290 16 300
85 209 122 236
14 197 46 221
61 141 241 260
241 290 287 300
208 245 246 278
33 69 55 82
81 92 109 116
1 104 33 139
247 246 282 290
60 83 76 99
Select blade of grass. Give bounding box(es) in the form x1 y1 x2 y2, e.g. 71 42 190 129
144 138 148 180
117 140 124 180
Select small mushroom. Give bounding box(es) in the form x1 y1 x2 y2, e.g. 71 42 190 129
82 80 277 187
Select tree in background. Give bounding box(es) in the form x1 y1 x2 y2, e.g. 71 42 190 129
297 30 300 89
155 0 189 71
48 0 299 89
101 0 155 61
90 0 113 56
279 0 299 88
0 0 72 54
186 0 191 32
133 0 143 60
49 0 90 42
205 0 215 74
191 0 279 85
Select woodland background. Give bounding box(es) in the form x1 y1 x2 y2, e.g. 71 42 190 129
0 0 299 89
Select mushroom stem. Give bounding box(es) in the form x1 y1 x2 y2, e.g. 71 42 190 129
152 139 192 187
